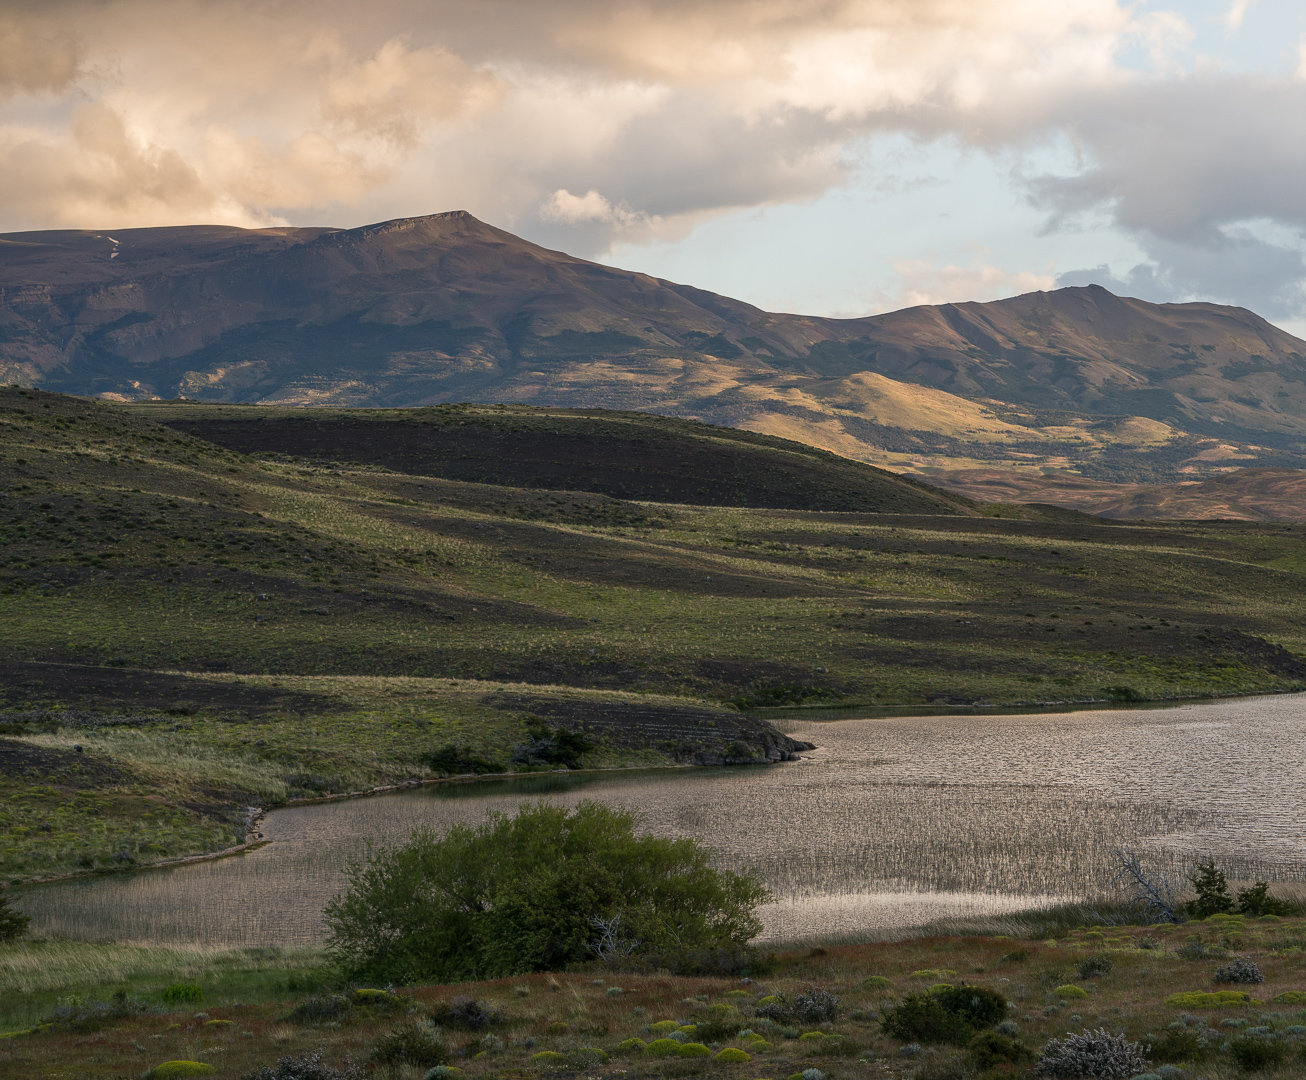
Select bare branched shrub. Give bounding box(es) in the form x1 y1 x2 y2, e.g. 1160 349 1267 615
1108 849 1180 923
1036 1028 1150 1079
1213 956 1265 984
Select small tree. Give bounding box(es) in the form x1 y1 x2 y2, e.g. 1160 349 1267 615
324 801 768 983
1235 881 1288 917
1186 860 1233 919
0 893 30 944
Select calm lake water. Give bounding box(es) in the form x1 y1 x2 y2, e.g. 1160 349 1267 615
19 694 1306 947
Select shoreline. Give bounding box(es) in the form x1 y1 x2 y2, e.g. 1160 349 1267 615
749 684 1306 722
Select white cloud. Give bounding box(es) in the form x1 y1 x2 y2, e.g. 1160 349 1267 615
879 257 1057 310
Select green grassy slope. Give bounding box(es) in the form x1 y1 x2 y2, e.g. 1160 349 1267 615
2 387 1306 880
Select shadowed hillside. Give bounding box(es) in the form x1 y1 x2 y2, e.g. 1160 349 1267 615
138 402 975 515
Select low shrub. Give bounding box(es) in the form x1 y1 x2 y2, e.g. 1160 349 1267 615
566 1048 608 1067
161 983 203 1006
793 987 840 1024
1214 957 1265 984
1035 1028 1150 1079
422 1069 464 1080
240 1053 367 1080
46 991 149 1033
614 1038 646 1053
862 975 895 991
1149 1029 1207 1063
427 744 503 776
1228 1036 1287 1071
648 1020 679 1035
1077 956 1113 979
1271 990 1306 1005
969 1031 1034 1070
1053 984 1089 999
679 1042 712 1057
369 1020 448 1067
1163 990 1251 1008
352 989 405 1013
429 996 501 1030
530 1051 566 1066
715 1047 751 1062
695 1004 745 1041
932 986 1008 1028
284 994 353 1026
644 1038 683 1058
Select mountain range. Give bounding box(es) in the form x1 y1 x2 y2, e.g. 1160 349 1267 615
5 210 1306 487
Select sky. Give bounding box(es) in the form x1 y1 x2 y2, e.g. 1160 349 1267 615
2 1 1306 332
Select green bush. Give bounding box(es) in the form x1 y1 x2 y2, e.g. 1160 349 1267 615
1186 860 1234 919
0 893 31 943
644 1038 684 1058
368 1021 448 1067
161 983 203 1006
968 1031 1034 1070
1228 1036 1287 1072
1235 881 1291 917
678 1043 713 1057
325 801 768 983
881 992 975 1046
1149 1029 1206 1063
427 745 503 777
862 975 895 991
715 1047 751 1062
931 986 1008 1028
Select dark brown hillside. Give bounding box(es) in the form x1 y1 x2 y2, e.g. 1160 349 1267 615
146 402 974 514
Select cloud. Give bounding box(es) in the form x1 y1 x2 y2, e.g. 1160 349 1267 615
0 0 1303 327
0 0 1143 242
879 257 1056 310
0 16 81 98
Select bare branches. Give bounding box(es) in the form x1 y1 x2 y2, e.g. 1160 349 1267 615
1108 848 1181 923
587 914 639 960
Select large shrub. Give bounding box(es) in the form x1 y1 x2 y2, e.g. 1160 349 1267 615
881 985 1006 1047
324 801 768 983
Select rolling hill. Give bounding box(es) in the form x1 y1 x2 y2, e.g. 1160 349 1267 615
5 384 1306 880
5 211 1306 488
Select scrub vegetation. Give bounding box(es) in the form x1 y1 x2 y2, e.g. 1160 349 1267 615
3 387 1306 880
3 912 1306 1079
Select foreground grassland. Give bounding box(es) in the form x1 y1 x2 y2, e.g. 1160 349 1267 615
2 915 1305 1078
3 387 1306 879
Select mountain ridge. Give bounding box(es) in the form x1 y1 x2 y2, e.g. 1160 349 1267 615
4 211 1306 484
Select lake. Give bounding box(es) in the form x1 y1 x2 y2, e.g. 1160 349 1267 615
18 693 1306 947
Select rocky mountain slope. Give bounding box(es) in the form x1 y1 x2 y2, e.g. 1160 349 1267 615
5 211 1306 482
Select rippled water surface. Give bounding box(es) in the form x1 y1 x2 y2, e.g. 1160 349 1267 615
21 694 1306 946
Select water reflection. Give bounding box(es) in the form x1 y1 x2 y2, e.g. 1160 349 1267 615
19 693 1306 947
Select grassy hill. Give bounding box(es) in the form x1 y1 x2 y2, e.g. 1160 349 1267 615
3 387 1306 881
